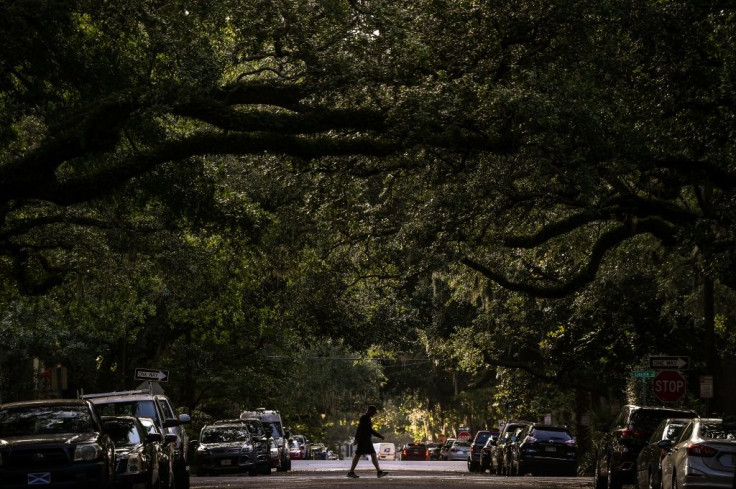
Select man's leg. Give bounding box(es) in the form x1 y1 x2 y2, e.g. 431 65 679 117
348 452 361 475
372 453 389 478
370 453 381 471
351 452 362 471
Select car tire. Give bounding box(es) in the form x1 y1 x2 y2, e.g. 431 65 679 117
468 460 479 472
607 460 622 489
594 458 608 489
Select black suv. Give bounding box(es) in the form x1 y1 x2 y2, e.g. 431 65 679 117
0 398 116 487
507 423 577 476
84 389 192 489
467 430 493 472
593 404 697 489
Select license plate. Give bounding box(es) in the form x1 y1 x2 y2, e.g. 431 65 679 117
28 473 51 485
545 446 557 452
220 459 232 466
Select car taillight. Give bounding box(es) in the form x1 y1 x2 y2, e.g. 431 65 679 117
471 445 477 453
425 450 429 459
620 428 646 439
687 443 717 457
523 436 537 444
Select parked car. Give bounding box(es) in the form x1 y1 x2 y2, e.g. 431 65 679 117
400 442 429 461
507 424 577 476
291 434 310 459
467 430 494 472
493 421 530 475
427 442 443 460
593 404 698 489
240 409 290 471
138 417 175 486
288 439 304 460
84 388 192 489
660 417 736 489
439 438 455 460
231 417 274 472
103 415 168 489
0 398 116 488
635 418 691 489
191 420 263 476
447 439 471 461
479 432 500 473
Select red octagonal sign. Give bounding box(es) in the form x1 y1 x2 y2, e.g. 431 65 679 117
653 370 687 403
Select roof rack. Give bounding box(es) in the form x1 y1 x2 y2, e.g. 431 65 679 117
80 389 151 399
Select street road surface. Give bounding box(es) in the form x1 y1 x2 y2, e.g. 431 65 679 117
190 460 635 488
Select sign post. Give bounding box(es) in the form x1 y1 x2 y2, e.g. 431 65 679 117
652 370 686 403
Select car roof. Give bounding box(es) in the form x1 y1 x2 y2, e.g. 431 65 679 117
1 398 91 409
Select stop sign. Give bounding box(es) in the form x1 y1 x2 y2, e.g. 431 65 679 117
653 370 687 403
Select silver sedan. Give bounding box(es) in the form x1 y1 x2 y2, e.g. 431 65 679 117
660 417 736 489
446 441 471 462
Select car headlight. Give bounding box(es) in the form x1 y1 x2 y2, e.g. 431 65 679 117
126 453 142 474
241 445 253 453
197 445 209 455
74 443 103 462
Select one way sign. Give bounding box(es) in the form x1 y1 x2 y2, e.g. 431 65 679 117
649 356 689 370
134 368 169 382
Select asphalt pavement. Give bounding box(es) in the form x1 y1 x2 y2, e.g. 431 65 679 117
189 459 612 488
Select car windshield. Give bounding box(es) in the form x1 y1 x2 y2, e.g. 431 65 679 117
94 400 159 424
262 421 283 438
239 419 266 437
475 433 491 444
0 405 94 436
201 426 250 443
632 409 694 432
700 422 736 440
530 428 573 442
108 420 142 446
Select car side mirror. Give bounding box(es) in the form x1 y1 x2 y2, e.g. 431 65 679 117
146 433 163 443
178 413 192 424
657 439 673 451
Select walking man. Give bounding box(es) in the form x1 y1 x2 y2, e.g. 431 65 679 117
347 405 389 478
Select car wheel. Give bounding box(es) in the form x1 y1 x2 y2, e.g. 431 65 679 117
594 458 608 489
607 459 622 489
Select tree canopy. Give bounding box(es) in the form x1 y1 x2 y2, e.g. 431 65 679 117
2 0 736 437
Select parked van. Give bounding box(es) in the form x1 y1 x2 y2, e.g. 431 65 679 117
373 442 396 460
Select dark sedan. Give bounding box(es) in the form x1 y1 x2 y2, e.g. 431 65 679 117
0 398 116 488
103 415 168 489
400 442 429 461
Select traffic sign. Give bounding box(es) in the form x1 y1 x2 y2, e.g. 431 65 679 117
134 368 169 382
649 356 689 370
632 370 656 378
652 370 686 403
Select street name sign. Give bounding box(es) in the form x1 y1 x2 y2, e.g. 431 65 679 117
652 370 686 403
632 370 656 378
134 368 169 383
649 356 689 370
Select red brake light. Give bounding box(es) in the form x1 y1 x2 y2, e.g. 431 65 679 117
620 428 646 439
687 443 717 457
